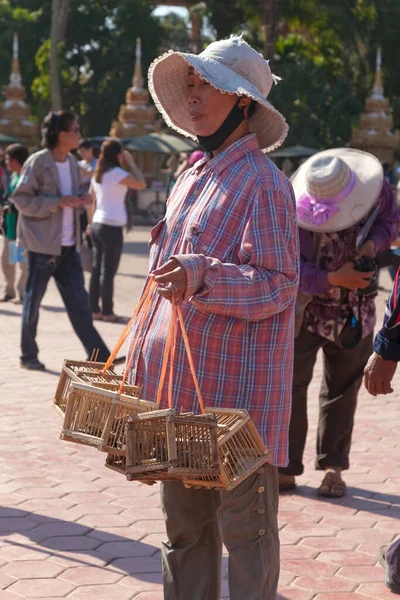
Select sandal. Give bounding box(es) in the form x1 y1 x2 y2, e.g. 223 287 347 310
92 312 103 321
378 545 400 593
279 474 297 492
318 471 346 498
102 314 129 324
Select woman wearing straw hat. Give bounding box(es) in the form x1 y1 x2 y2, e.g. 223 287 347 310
127 35 299 600
278 148 399 497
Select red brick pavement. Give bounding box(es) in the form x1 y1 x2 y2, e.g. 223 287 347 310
0 227 398 599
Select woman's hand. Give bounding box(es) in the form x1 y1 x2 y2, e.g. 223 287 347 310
86 223 91 237
152 258 187 304
327 262 375 290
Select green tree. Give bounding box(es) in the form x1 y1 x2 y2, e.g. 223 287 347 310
0 1 48 115
271 35 361 148
158 11 190 52
32 0 162 134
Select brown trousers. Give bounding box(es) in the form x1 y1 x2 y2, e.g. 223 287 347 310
1 237 28 299
161 463 280 600
279 325 373 476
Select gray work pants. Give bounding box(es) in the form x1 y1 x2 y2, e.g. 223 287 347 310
279 325 373 476
161 463 279 600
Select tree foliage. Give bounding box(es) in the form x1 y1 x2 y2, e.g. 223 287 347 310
0 0 399 149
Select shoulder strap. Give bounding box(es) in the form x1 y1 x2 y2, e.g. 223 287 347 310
311 232 322 264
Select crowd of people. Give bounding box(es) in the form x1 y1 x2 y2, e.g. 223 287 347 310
0 33 400 599
0 113 147 370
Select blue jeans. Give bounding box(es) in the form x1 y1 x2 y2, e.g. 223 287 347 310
21 246 109 363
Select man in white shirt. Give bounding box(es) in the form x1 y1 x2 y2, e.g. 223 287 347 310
13 110 110 370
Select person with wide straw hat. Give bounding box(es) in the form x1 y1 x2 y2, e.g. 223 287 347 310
126 35 299 600
279 148 399 497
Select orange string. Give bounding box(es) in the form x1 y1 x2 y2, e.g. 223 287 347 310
155 298 205 415
167 297 178 409
176 305 205 414
101 277 155 375
109 280 205 413
156 307 175 406
119 283 156 393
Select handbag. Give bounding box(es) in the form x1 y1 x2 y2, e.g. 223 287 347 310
80 234 93 273
8 241 25 264
294 233 321 338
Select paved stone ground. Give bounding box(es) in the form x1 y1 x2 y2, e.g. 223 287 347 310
0 226 399 600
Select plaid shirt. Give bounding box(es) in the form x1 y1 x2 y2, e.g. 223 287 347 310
129 134 299 467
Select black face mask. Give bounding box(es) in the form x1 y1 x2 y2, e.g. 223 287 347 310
197 99 246 153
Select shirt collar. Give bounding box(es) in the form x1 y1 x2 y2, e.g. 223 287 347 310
193 134 260 176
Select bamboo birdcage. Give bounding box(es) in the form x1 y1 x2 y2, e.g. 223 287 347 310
53 358 121 416
183 408 270 491
105 452 126 476
60 382 155 452
124 408 220 482
104 453 156 486
123 301 270 489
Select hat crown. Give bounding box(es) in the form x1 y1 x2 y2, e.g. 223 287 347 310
306 156 353 201
199 36 273 97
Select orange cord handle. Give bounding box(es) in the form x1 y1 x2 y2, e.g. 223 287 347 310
156 296 205 414
176 303 205 414
101 277 155 376
103 275 205 412
155 304 176 407
118 282 156 393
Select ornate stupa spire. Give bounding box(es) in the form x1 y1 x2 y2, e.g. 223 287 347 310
0 33 38 146
11 33 22 85
351 47 399 164
109 37 159 138
371 47 384 99
132 37 144 91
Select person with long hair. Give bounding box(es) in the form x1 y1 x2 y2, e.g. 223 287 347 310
87 138 146 322
12 110 110 370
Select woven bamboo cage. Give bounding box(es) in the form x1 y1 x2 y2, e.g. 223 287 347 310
124 408 220 482
105 453 158 486
60 382 155 452
53 359 120 416
183 408 270 491
105 452 127 476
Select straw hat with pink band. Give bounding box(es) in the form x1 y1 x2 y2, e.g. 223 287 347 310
291 148 384 234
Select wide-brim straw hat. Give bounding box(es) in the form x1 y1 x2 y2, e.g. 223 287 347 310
291 148 383 233
148 35 288 153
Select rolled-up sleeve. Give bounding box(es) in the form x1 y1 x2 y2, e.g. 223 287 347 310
298 229 329 295
374 270 400 361
12 158 59 219
368 181 399 253
174 186 299 321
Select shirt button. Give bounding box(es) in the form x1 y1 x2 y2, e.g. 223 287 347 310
257 508 265 515
258 528 266 536
257 486 265 494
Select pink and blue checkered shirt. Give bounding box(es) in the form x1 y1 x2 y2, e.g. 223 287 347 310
129 134 299 467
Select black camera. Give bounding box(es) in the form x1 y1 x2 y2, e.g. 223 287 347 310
353 256 378 297
353 250 400 297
